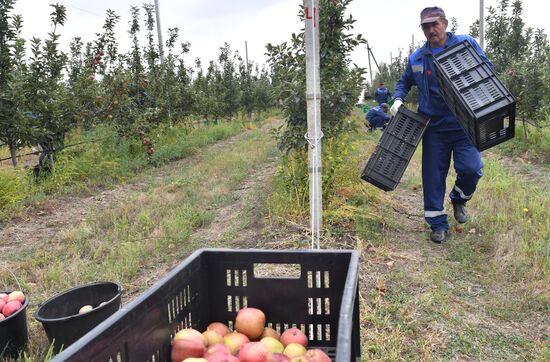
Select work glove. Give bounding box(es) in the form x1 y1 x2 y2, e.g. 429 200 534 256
390 99 403 116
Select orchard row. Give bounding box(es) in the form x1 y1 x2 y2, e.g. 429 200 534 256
0 1 276 168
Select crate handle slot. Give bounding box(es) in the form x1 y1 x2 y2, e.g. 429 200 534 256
253 263 301 279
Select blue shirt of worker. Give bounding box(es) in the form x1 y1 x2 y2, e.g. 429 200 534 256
393 32 490 235
374 85 391 105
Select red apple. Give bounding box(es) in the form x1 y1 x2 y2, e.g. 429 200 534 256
207 322 231 337
303 349 331 362
238 342 269 362
223 332 249 355
0 293 8 302
182 359 207 362
2 300 22 317
235 308 266 339
260 327 280 340
280 328 308 347
174 329 207 345
203 330 223 346
0 299 6 312
204 343 231 357
267 353 290 362
282 344 306 359
7 291 25 304
205 351 239 362
172 329 208 362
289 357 308 362
260 337 284 353
0 313 5 321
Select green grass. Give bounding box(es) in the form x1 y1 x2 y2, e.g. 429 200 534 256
3 119 278 360
290 110 550 361
0 118 250 221
496 118 550 163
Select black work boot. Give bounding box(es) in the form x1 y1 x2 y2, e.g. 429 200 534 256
430 230 447 243
453 203 467 224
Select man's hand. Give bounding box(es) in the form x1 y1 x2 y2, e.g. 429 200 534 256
390 99 403 116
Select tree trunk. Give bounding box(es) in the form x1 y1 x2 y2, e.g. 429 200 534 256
9 143 17 167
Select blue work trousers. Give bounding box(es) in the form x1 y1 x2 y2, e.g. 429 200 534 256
422 128 483 231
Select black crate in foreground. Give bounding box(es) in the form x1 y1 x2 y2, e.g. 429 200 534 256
361 106 430 191
52 249 361 362
433 40 516 151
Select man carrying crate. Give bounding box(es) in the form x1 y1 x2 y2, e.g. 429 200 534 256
390 7 492 243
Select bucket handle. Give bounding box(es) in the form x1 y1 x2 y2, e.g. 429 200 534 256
0 265 23 292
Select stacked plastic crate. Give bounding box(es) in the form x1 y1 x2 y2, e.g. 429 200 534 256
361 107 430 191
433 40 516 151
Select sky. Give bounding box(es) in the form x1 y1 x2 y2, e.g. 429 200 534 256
10 0 550 84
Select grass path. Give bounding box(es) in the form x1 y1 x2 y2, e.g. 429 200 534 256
0 118 281 360
0 117 547 361
355 131 549 361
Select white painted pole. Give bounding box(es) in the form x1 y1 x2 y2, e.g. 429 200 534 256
479 0 485 49
154 0 164 64
304 0 322 249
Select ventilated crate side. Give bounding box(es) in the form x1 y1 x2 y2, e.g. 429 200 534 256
361 147 408 191
52 249 361 362
361 107 429 191
434 40 516 150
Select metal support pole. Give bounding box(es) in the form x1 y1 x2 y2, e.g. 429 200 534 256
367 42 373 93
304 0 322 249
154 0 164 64
245 40 252 120
245 41 250 75
479 0 485 49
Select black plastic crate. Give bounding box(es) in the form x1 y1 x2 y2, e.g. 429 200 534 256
361 106 430 191
52 249 361 362
433 40 516 151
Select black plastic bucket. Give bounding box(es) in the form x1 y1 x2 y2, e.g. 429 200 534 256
0 291 29 358
34 281 122 353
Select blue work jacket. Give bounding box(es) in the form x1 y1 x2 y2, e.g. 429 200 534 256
393 33 492 130
374 87 391 104
366 106 390 128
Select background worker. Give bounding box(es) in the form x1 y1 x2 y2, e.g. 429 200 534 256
374 82 391 105
390 6 492 243
366 103 390 131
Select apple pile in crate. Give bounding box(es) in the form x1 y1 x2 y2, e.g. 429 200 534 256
171 307 331 362
0 291 26 320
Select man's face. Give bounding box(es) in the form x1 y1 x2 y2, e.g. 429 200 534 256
421 18 448 47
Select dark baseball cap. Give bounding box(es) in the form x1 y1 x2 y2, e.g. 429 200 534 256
420 6 446 25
